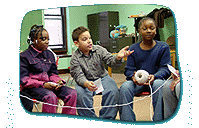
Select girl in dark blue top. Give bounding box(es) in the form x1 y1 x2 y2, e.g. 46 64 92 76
119 17 171 121
125 40 171 81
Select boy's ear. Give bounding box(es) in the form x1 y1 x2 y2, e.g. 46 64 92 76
74 41 79 47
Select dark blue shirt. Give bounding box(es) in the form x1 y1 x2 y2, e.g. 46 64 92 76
125 40 171 80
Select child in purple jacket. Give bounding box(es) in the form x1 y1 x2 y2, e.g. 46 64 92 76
20 25 77 115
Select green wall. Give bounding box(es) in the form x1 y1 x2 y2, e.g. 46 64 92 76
67 4 175 53
20 10 43 52
20 4 176 70
68 4 163 34
159 16 175 42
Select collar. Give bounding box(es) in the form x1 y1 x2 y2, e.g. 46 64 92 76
29 45 47 58
77 45 97 58
31 45 42 53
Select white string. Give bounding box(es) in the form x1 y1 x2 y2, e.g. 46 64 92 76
148 79 153 121
20 75 172 110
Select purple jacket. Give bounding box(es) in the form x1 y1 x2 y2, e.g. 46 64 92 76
20 45 64 90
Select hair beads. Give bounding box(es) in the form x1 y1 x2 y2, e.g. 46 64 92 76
27 25 45 44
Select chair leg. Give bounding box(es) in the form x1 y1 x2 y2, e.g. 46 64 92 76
32 103 42 112
57 99 64 113
34 103 40 112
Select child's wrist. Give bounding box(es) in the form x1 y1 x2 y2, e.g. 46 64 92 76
116 55 122 60
83 81 89 88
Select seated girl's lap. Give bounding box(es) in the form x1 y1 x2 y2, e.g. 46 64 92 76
23 87 55 101
23 86 75 101
121 79 165 94
121 80 148 94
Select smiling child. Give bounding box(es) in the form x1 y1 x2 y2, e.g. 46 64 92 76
119 17 171 121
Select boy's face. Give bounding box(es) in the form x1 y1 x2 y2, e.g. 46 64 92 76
138 20 156 41
74 31 93 55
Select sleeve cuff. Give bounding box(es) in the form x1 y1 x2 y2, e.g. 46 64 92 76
78 78 88 87
49 73 64 83
115 56 122 64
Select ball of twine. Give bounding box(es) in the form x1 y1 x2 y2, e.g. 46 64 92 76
134 70 149 84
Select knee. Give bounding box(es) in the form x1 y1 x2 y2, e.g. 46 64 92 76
42 91 58 103
175 83 180 93
163 80 173 96
75 85 88 99
107 82 119 95
63 88 77 103
107 87 119 96
152 79 165 89
153 79 164 85
163 80 172 90
119 81 135 101
70 89 77 99
152 79 166 96
120 81 134 94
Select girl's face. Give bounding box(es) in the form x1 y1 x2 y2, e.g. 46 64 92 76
34 30 50 51
139 19 156 41
74 31 93 55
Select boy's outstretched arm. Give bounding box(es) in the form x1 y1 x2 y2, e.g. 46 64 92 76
116 46 134 60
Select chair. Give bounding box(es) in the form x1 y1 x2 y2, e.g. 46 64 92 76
134 92 150 97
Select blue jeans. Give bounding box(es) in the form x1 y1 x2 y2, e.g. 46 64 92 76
163 80 180 119
119 79 164 121
75 75 119 119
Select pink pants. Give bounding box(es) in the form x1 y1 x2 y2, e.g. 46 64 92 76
24 86 77 115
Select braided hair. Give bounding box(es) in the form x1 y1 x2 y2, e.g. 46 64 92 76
27 24 47 44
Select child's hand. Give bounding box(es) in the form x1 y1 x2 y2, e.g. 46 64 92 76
44 82 57 90
170 77 180 91
132 71 143 86
116 46 134 60
55 80 64 91
143 75 155 86
132 72 154 86
170 70 180 91
84 81 98 92
171 70 180 80
57 79 64 85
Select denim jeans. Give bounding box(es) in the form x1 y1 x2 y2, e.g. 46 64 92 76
163 80 180 119
75 75 119 119
119 79 164 121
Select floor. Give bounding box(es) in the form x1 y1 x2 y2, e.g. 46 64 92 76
58 73 154 121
